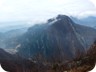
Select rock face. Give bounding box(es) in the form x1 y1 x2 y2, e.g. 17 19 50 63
16 15 96 64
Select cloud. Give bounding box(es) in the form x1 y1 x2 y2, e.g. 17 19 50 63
77 10 96 18
90 0 96 7
0 0 96 22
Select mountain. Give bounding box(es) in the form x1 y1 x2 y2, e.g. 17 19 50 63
14 15 96 64
0 21 32 32
0 48 58 72
71 16 96 28
0 21 33 49
0 41 96 72
0 15 96 72
0 48 14 61
0 28 27 49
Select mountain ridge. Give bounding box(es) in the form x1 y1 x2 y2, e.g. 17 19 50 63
15 15 96 64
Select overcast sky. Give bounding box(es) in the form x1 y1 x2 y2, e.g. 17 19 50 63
0 0 96 22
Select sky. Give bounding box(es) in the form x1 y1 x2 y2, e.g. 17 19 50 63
0 0 96 23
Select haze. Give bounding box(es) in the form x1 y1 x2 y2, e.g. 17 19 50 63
0 0 96 23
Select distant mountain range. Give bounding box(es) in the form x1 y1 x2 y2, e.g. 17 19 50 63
71 16 96 28
0 21 32 32
0 28 27 49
